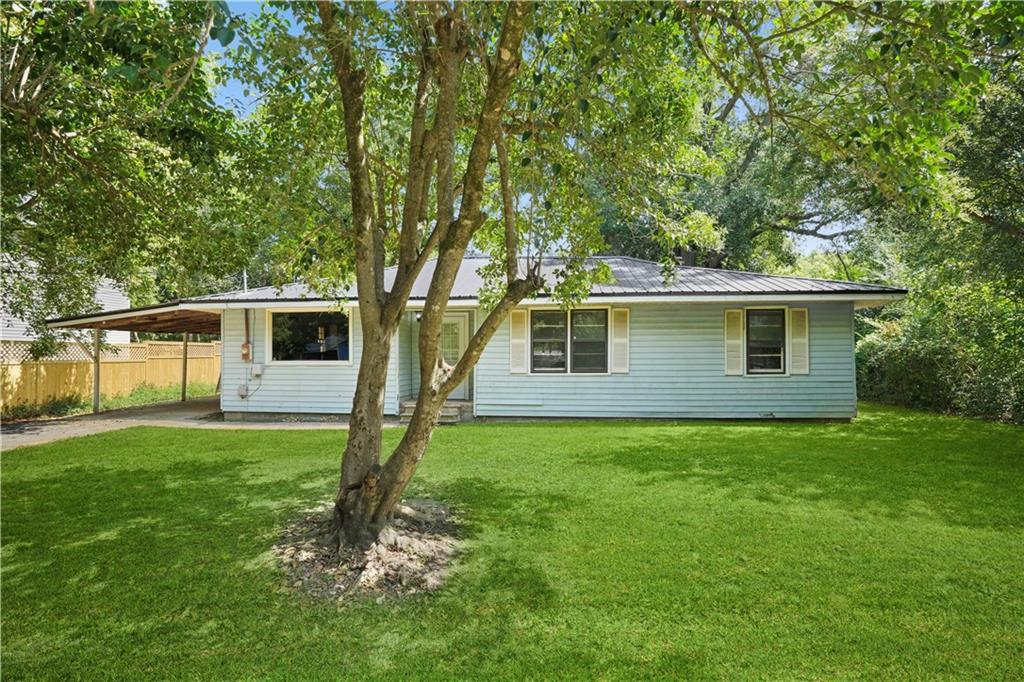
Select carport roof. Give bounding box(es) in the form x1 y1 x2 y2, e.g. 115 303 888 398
47 303 222 334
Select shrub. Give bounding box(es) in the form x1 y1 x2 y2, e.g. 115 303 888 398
857 286 1024 424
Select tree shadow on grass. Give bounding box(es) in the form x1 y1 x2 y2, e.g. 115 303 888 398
414 476 570 614
572 414 1024 530
0 456 334 645
430 475 578 537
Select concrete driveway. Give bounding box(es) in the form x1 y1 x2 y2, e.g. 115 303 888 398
1 397 355 451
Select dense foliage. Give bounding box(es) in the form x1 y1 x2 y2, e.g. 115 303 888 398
597 8 1024 424
1 1 255 355
750 68 1023 423
851 71 1024 423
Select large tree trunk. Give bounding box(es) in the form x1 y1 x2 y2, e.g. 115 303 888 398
332 324 392 548
317 0 534 550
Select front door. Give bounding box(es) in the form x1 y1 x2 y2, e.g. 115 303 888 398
440 313 469 400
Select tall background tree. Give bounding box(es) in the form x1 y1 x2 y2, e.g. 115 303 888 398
852 62 1024 424
594 3 1024 424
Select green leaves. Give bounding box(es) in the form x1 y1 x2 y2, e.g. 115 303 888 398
109 63 140 84
2 0 251 335
215 26 236 46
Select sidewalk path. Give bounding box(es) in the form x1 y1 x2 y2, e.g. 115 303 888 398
0 397 382 451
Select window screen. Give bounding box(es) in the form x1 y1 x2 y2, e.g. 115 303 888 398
570 309 608 373
530 311 567 372
746 309 785 373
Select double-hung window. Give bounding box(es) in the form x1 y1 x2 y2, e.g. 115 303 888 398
530 311 569 372
270 311 350 362
570 310 608 373
529 309 608 374
745 308 785 374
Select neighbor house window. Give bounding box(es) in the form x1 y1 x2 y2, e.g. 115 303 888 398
530 309 608 374
271 311 350 362
746 308 785 374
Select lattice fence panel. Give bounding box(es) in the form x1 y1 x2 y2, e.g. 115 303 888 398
0 341 219 364
0 342 31 364
0 341 134 363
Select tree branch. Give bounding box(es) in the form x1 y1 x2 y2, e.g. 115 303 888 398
416 1 532 380
396 53 436 273
317 1 384 323
440 274 542 395
148 8 215 120
495 128 518 283
383 10 466 331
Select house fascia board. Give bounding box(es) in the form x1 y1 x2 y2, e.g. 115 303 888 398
49 292 904 328
189 292 904 309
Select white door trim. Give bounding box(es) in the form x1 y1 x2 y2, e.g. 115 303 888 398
442 312 470 400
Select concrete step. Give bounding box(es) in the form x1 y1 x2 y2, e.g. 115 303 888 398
399 400 473 425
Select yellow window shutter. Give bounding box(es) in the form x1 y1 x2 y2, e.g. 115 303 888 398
724 309 744 376
610 308 630 373
509 309 528 374
790 308 809 374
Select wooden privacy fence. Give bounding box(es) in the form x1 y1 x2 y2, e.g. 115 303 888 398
0 341 221 409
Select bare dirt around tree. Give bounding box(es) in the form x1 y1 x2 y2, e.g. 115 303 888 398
272 498 459 604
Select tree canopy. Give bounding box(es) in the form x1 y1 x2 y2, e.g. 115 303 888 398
1 1 253 352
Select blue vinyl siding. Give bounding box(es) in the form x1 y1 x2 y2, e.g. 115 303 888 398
220 308 400 416
474 301 856 419
222 301 856 419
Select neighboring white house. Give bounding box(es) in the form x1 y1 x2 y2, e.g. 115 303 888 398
48 256 906 420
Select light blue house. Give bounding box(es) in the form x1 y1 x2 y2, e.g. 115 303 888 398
49 257 905 420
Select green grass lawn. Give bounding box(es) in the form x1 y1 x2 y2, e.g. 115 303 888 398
2 404 1022 679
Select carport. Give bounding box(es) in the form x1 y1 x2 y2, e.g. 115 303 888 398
47 302 222 414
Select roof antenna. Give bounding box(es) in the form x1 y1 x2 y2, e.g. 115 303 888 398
242 268 248 293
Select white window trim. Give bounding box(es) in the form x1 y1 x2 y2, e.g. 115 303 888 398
743 305 790 377
527 306 612 376
265 307 354 366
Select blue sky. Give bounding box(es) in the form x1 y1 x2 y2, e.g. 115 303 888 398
212 1 298 117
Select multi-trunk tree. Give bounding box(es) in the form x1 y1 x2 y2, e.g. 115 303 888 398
229 0 1023 549
245 1 720 547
